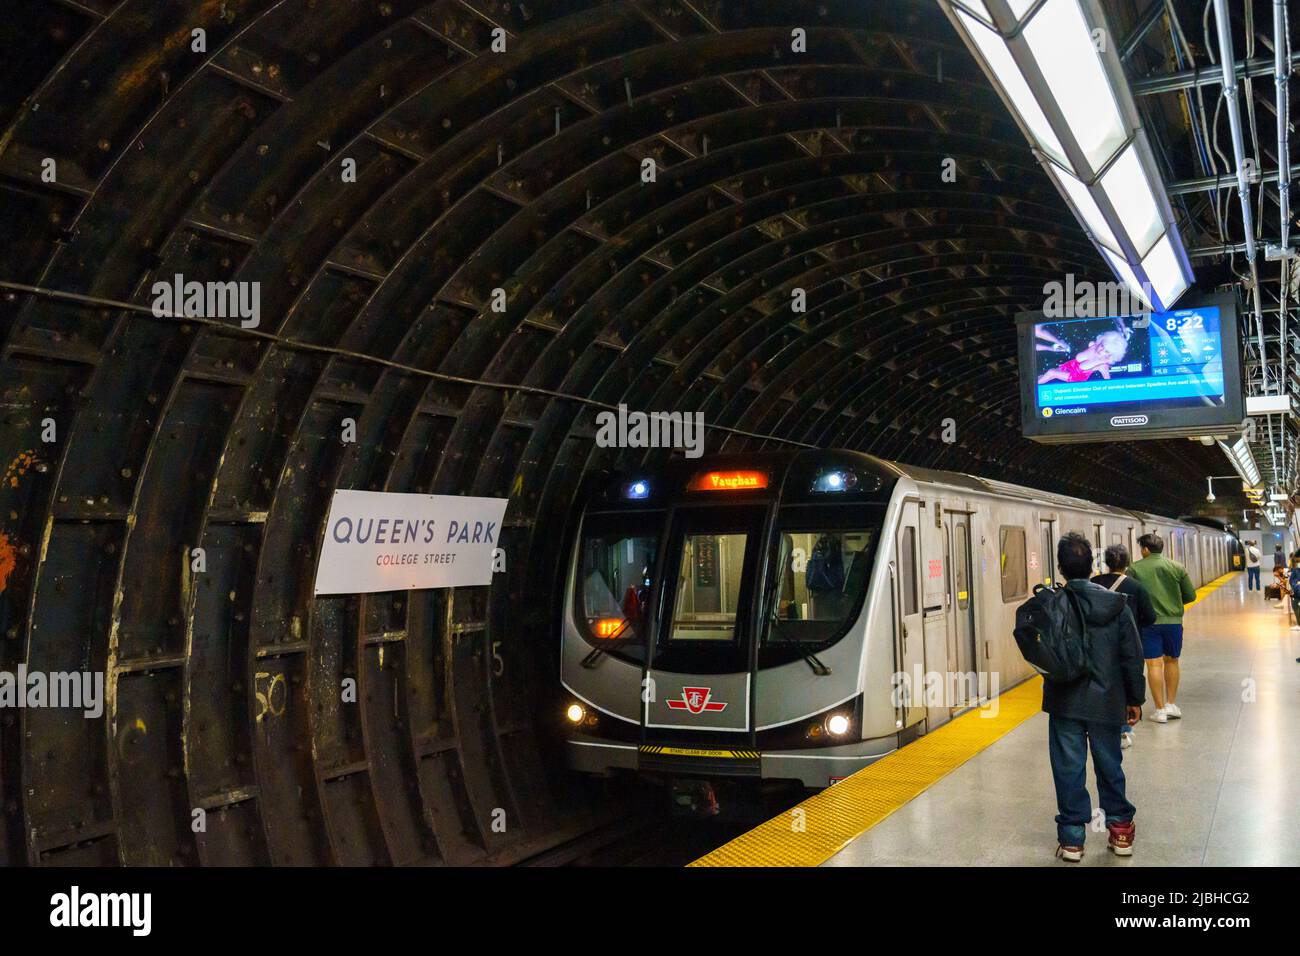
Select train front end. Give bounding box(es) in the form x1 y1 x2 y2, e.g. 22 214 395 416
560 451 902 798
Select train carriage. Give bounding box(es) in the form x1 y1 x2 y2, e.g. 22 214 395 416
560 450 1236 794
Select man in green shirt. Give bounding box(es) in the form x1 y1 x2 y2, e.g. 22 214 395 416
1127 533 1198 723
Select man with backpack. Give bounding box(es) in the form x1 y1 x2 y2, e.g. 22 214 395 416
1014 533 1145 862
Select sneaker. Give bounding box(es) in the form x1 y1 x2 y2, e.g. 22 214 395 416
1056 844 1084 863
1150 707 1168 723
1108 821 1135 856
1164 702 1182 719
1120 730 1134 749
1291 625 1300 631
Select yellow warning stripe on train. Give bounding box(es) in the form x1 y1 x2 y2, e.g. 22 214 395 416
640 745 759 759
689 571 1237 867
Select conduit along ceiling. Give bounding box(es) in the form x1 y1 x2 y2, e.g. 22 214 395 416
0 0 1237 866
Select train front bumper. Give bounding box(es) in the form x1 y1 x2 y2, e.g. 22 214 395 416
565 734 899 789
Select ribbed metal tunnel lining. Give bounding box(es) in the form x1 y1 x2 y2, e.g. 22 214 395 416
0 0 1227 865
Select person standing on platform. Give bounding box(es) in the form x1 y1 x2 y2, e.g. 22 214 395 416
1128 533 1197 724
1093 544 1156 750
1245 541 1261 592
1274 544 1287 573
1039 533 1144 862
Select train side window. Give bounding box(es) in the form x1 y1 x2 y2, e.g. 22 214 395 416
954 523 970 610
1041 524 1054 586
1000 526 1028 602
900 525 918 616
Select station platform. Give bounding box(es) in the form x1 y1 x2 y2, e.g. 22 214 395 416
693 573 1300 867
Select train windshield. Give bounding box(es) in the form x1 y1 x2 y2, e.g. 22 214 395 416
667 532 750 644
651 508 764 674
762 529 874 667
576 516 659 661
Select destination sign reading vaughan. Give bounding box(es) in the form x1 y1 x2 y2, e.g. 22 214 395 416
313 490 509 595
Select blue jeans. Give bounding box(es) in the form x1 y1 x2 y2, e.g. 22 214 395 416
1247 566 1261 589
1048 715 1135 845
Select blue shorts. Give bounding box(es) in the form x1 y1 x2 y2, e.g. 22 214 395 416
1141 623 1183 660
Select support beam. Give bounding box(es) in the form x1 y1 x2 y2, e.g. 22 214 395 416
1120 0 1169 60
1132 49 1300 95
1168 162 1300 195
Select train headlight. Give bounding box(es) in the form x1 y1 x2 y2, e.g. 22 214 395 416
825 713 851 736
811 469 858 493
566 703 586 724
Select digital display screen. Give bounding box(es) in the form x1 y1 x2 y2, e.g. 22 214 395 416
1017 293 1243 443
1032 307 1225 417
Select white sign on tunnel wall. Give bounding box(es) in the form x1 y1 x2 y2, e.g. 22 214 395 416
313 490 509 595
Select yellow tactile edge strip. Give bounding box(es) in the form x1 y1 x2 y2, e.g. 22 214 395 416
689 571 1238 867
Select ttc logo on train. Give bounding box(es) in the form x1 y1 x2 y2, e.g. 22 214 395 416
666 686 728 715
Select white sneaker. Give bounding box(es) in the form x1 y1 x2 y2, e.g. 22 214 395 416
1290 624 1300 631
1120 731 1133 749
1150 708 1168 723
1164 702 1182 719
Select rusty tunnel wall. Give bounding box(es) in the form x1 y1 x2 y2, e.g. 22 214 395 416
0 0 1227 865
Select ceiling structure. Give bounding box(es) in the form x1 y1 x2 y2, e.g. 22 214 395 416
0 0 1238 866
1115 0 1299 508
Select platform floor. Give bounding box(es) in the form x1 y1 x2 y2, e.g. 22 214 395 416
822 573 1299 866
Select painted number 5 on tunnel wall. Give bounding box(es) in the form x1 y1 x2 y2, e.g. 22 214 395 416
313 489 509 595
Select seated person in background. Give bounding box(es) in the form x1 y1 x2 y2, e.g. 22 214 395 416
1288 558 1300 632
1092 543 1156 750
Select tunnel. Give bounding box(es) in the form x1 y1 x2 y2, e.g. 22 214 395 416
0 0 1255 869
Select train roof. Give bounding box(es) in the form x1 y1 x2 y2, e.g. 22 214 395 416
885 462 1189 527
590 449 1218 532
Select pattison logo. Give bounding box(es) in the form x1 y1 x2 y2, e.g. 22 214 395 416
1110 415 1149 427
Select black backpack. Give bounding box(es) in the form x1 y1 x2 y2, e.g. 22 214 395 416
1013 584 1099 683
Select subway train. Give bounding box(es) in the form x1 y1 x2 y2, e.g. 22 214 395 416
560 450 1237 795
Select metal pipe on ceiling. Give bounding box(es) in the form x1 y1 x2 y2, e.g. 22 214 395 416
1167 162 1300 194
1213 0 1270 396
1132 48 1300 94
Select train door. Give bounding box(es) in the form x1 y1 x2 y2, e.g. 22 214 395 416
920 501 951 730
893 501 925 730
1040 519 1056 587
643 506 764 738
1092 522 1105 575
946 512 977 711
